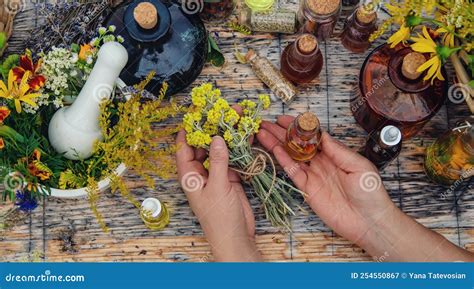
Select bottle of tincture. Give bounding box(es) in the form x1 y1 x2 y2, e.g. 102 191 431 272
359 125 402 170
351 46 447 139
140 197 170 230
424 117 474 185
240 6 296 34
281 33 324 84
285 112 322 162
245 49 298 104
340 2 378 53
298 0 342 41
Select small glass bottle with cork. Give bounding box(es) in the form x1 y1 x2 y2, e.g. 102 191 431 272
340 1 378 53
245 49 298 104
239 6 296 34
298 0 342 41
285 112 322 162
140 197 170 230
281 33 324 84
359 125 402 170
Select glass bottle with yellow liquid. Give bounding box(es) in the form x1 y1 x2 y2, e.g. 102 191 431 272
285 112 322 162
140 197 170 230
424 117 474 185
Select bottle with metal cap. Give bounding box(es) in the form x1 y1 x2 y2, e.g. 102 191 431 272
140 197 170 230
285 111 322 161
359 125 402 170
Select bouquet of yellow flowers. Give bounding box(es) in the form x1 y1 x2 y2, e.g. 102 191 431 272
183 83 303 230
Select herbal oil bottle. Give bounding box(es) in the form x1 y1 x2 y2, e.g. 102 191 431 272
359 125 402 170
140 198 170 230
245 49 298 104
200 0 235 22
240 6 296 34
281 33 323 84
340 1 378 53
298 0 342 40
424 117 474 185
244 0 275 12
285 112 322 162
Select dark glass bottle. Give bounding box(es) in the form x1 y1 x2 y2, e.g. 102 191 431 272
200 0 235 22
340 5 377 53
298 0 341 41
104 0 208 96
351 44 448 139
342 0 359 5
281 34 324 84
359 125 402 170
285 112 322 161
424 117 474 185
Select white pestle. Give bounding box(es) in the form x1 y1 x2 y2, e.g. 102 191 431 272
48 42 128 160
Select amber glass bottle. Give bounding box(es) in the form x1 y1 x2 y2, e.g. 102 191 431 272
285 112 322 161
281 34 324 84
340 5 377 53
200 0 235 22
424 117 474 185
359 125 402 170
298 0 341 40
351 44 447 139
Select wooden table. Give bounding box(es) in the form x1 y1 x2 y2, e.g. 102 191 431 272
1 0 473 262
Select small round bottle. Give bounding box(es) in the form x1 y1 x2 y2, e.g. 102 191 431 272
298 0 342 41
240 6 296 34
281 33 324 84
140 197 170 230
285 112 322 162
359 125 402 170
340 3 378 53
424 117 474 185
200 0 235 22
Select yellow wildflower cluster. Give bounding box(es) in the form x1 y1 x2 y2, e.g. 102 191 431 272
183 83 270 150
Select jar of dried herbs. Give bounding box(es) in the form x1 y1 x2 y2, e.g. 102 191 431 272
240 6 296 34
200 0 235 22
298 0 342 40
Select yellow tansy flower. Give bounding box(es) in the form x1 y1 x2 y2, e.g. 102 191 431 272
0 70 41 113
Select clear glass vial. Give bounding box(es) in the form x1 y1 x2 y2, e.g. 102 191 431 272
140 197 170 230
240 6 296 34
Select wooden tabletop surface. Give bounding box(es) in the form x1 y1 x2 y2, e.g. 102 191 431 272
1 0 472 262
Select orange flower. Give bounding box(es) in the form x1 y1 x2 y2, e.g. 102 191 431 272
0 138 4 149
0 106 10 123
12 52 46 91
26 149 52 181
79 44 94 61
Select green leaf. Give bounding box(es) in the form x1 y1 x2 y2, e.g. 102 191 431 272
207 35 225 67
468 80 474 88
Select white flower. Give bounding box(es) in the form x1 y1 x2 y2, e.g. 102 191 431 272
70 70 78 77
53 98 64 108
86 56 93 64
71 53 79 63
108 25 116 32
90 37 99 47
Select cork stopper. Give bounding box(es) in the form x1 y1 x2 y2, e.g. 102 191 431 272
401 52 426 80
297 34 318 54
245 49 258 62
134 2 158 30
356 7 376 24
298 112 319 131
308 0 341 15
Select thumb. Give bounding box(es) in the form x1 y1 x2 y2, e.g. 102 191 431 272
208 136 229 181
